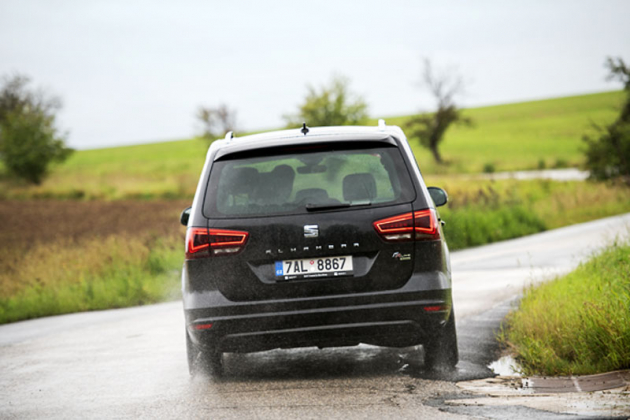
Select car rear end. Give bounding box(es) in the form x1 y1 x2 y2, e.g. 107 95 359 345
182 126 455 373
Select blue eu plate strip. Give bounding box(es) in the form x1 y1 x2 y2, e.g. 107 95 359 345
275 261 284 276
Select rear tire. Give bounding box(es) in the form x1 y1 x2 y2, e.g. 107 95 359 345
186 332 223 378
424 309 459 371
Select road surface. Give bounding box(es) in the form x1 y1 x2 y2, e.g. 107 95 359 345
1 213 628 419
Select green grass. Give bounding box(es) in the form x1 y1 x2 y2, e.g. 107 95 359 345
0 234 182 324
500 241 630 376
431 177 630 250
441 205 547 250
0 91 624 200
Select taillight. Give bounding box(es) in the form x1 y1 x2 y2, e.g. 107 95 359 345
373 209 440 242
185 227 249 259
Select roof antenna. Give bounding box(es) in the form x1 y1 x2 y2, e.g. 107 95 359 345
301 122 309 136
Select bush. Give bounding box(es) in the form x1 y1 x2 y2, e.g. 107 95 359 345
583 57 630 184
482 162 496 173
284 75 368 128
584 122 630 183
553 158 569 169
0 109 72 184
0 74 72 184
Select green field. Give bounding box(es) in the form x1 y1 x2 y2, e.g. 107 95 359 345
0 138 209 200
383 90 625 174
0 90 624 200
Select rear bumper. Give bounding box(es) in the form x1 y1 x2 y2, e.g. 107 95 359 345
184 271 452 353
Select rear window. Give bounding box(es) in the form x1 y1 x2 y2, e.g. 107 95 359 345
203 144 416 218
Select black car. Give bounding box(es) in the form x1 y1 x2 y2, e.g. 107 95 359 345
180 121 457 376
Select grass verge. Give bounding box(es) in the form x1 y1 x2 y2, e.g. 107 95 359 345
0 235 182 324
500 241 630 376
441 204 546 250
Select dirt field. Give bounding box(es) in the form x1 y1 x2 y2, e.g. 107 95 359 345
0 199 191 252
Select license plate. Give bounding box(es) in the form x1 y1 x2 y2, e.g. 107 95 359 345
275 255 353 280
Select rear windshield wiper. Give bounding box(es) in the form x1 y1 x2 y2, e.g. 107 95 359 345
305 201 372 212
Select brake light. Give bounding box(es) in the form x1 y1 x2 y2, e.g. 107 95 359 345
185 227 249 259
373 209 440 242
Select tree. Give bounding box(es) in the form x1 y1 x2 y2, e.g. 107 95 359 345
405 59 471 164
605 57 630 122
196 104 237 142
284 75 368 128
583 57 630 184
0 74 72 184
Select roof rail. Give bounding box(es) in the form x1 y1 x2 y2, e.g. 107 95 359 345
378 119 386 131
225 131 234 142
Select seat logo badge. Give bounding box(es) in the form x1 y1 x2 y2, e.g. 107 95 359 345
392 252 411 261
304 225 319 238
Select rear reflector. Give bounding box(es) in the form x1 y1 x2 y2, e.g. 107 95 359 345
185 227 249 259
373 209 440 242
193 323 214 330
423 305 447 312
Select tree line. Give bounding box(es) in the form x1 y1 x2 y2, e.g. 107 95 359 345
199 57 630 185
1 57 628 185
197 59 469 166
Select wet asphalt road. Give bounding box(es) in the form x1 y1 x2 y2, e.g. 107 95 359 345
1 213 629 419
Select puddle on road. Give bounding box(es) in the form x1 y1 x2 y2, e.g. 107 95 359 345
397 347 498 382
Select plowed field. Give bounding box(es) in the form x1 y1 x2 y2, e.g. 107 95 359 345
0 199 190 251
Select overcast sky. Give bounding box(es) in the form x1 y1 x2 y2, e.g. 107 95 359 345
1 0 629 150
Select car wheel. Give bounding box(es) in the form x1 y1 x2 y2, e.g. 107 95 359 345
424 309 459 371
186 332 223 378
